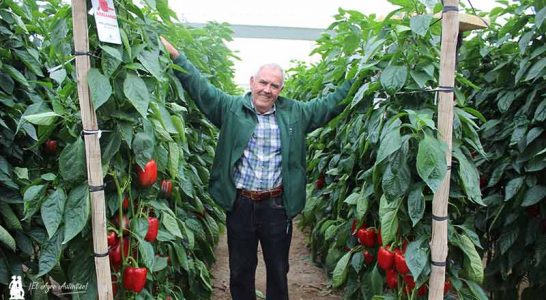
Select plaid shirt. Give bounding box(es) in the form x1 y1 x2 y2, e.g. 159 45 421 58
233 104 282 191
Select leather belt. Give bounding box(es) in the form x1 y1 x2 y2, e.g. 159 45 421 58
238 186 283 201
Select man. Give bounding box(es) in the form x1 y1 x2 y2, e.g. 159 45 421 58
161 37 354 300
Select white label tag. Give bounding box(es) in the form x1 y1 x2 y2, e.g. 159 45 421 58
90 0 121 44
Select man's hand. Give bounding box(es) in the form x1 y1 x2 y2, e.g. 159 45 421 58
160 36 179 59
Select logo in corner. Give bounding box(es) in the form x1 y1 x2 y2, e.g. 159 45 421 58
9 275 25 300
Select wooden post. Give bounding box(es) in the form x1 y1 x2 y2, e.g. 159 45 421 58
71 1 113 299
428 1 459 299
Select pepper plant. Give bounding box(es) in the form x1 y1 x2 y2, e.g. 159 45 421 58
285 0 487 298
0 0 237 298
458 0 546 298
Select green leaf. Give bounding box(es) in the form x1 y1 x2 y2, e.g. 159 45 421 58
23 184 47 220
380 65 407 92
332 251 351 288
351 251 364 273
504 177 524 202
41 188 67 239
3 64 29 87
137 49 162 80
14 49 43 76
100 45 122 61
465 279 489 300
163 213 183 238
87 68 112 110
356 188 370 219
0 71 14 94
124 73 151 117
457 234 484 283
168 142 180 180
376 125 401 165
137 237 155 270
498 225 519 255
534 99 546 122
527 127 544 146
519 31 534 54
410 15 433 37
408 183 425 226
344 192 360 205
536 6 546 28
454 149 484 205
102 132 121 166
63 184 90 244
49 68 67 84
152 256 168 272
406 239 429 280
23 111 59 126
37 231 63 276
0 203 22 230
59 139 86 183
524 57 546 81
157 0 177 22
382 155 410 200
0 224 16 251
521 185 546 206
370 265 383 295
133 132 154 168
379 195 400 246
416 134 447 193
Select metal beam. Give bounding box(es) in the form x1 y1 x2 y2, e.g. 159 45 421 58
186 22 326 41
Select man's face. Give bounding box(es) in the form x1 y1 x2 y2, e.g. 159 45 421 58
249 66 283 114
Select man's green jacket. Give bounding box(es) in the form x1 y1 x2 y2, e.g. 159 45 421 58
173 54 353 218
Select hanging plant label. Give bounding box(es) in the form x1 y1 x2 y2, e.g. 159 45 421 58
90 0 121 44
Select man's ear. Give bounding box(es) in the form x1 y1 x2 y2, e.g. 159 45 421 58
249 76 255 87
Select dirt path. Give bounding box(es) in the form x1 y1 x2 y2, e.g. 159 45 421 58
211 222 341 300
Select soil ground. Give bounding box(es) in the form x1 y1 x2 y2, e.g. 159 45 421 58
211 221 341 300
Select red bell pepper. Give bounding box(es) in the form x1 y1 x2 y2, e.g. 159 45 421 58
444 278 452 294
377 228 383 246
122 196 130 211
363 250 374 265
386 268 398 289
111 275 118 296
315 174 325 189
160 179 173 198
109 237 129 268
403 274 415 289
107 231 118 247
377 245 394 271
358 228 377 248
136 160 157 187
44 139 58 155
145 217 159 242
394 248 410 274
418 285 428 296
123 266 147 293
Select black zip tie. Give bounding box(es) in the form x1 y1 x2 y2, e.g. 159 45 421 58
447 165 451 170
432 214 449 221
436 85 454 93
89 184 106 192
82 129 102 139
431 260 447 267
443 5 459 13
73 50 93 56
94 251 109 257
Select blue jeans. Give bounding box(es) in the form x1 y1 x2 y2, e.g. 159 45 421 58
227 194 292 300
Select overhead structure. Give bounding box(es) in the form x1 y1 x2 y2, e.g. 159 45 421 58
187 22 326 40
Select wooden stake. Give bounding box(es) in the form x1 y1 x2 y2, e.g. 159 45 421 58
71 1 113 299
428 1 458 299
